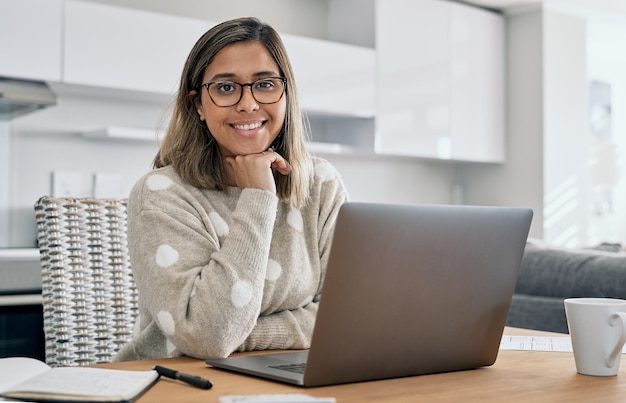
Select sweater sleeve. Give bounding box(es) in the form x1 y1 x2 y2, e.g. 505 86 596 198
237 159 349 351
127 172 278 359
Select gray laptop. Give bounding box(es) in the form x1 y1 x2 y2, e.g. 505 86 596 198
206 202 533 387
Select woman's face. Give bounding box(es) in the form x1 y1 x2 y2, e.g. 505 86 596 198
195 41 287 158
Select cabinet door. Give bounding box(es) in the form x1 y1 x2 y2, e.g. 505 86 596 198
376 0 451 158
449 3 504 162
283 35 375 118
376 0 504 162
63 0 212 95
0 0 62 81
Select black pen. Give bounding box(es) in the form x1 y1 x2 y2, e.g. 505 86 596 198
153 365 213 389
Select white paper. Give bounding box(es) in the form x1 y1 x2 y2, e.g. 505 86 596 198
500 335 626 353
0 357 50 393
219 394 335 403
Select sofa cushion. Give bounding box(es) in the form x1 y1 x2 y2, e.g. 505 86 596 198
507 294 569 334
515 242 626 299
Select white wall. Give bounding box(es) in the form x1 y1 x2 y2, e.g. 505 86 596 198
459 8 545 239
586 13 626 245
460 6 597 248
9 87 164 246
542 8 588 247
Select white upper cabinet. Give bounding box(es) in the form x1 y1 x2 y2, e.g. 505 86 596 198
282 35 376 118
63 0 212 94
376 0 504 162
61 1 375 119
0 0 63 81
449 3 504 162
376 0 450 159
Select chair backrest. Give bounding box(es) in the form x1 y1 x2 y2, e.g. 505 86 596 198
34 196 138 367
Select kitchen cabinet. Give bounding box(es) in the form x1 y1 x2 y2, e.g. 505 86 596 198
449 3 505 162
375 0 504 162
63 0 212 94
282 35 375 118
0 0 63 81
283 35 376 154
62 1 375 120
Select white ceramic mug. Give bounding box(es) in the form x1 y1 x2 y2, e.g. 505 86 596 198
564 298 626 376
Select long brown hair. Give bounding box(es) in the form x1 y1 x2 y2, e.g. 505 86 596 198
154 17 312 208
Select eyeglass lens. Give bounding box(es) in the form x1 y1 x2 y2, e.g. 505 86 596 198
207 78 285 107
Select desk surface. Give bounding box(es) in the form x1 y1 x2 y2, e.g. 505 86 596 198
97 327 626 402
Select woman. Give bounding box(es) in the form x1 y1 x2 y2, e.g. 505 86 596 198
114 17 348 361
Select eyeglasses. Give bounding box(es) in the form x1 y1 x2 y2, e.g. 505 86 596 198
201 77 287 107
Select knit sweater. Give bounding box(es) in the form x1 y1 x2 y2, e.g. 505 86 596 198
113 157 348 361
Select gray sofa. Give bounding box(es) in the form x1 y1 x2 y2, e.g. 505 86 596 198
506 241 626 334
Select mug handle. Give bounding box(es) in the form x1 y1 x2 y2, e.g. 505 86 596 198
605 312 626 368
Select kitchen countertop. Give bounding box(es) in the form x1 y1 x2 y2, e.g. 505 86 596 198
0 248 42 294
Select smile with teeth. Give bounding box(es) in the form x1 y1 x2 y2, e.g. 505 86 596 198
232 121 264 131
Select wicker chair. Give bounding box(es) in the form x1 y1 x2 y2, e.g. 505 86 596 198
34 196 138 367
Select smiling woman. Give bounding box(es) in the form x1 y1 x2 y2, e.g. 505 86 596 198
194 41 289 185
113 17 349 362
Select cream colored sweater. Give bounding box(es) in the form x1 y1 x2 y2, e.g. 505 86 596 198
113 157 348 361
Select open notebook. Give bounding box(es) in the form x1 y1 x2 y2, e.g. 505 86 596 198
206 202 533 387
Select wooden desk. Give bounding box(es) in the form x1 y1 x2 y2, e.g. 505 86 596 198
97 327 626 402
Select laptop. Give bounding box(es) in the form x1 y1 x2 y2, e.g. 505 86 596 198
206 202 533 387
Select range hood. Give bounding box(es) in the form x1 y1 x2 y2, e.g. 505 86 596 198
0 77 57 120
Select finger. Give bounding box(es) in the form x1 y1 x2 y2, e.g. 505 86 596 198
269 155 291 175
223 156 235 167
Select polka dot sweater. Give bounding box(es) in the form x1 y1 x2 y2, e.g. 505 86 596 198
113 157 348 361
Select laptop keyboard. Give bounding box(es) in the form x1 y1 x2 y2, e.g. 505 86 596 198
269 362 307 374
